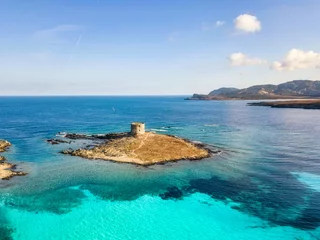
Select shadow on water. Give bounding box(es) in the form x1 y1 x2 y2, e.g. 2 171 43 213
159 171 320 230
3 187 86 215
1 148 320 233
0 207 14 240
2 164 319 232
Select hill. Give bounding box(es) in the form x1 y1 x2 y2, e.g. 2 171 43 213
186 80 320 100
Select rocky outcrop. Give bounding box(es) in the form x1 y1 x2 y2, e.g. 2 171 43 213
0 140 26 180
0 162 27 180
47 139 72 145
0 140 11 152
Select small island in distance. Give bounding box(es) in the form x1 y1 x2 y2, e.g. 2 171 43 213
186 80 320 100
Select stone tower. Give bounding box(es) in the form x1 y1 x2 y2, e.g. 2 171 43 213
131 122 145 136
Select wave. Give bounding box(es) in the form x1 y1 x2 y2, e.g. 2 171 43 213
161 126 184 130
149 128 168 132
204 124 220 127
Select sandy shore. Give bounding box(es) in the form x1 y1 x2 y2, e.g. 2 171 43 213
0 140 26 180
62 132 214 165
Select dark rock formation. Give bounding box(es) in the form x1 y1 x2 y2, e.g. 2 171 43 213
46 139 72 145
247 100 320 109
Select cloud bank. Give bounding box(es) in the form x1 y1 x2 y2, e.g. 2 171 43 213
272 49 320 71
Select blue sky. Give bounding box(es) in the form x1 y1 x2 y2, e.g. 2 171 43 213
0 0 320 95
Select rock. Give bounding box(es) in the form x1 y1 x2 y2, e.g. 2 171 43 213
0 140 11 152
160 187 184 200
0 140 27 180
47 139 72 145
0 162 27 180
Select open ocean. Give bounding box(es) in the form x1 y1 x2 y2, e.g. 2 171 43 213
0 96 319 240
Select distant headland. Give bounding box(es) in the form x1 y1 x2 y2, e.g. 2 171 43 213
53 123 218 166
248 100 320 110
186 80 320 100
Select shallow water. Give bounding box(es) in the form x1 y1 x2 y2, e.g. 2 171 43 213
0 97 319 240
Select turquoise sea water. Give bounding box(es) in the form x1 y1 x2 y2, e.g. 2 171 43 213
0 96 319 240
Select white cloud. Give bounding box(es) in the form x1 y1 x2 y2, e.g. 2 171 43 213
234 14 261 33
271 49 320 71
229 52 267 66
215 21 225 27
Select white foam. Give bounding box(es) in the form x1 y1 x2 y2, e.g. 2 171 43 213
150 128 168 132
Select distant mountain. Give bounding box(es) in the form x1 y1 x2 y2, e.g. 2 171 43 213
186 80 320 100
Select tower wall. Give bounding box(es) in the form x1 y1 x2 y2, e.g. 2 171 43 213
131 122 145 136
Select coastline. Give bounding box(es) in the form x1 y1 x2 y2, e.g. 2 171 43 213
185 95 320 101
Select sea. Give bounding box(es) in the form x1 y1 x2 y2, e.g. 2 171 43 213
0 96 319 240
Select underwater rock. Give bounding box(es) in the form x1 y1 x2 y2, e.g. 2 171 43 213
46 139 72 145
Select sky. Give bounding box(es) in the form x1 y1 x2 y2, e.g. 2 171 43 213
0 0 320 95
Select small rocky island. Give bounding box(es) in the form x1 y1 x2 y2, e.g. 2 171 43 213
60 123 216 165
248 100 320 110
0 140 26 180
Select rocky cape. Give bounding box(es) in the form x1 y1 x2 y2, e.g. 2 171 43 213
0 140 26 180
248 100 320 110
52 132 219 166
186 80 320 100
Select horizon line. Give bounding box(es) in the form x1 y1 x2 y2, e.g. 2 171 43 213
0 94 190 97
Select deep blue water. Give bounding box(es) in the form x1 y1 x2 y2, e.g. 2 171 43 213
0 97 319 240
